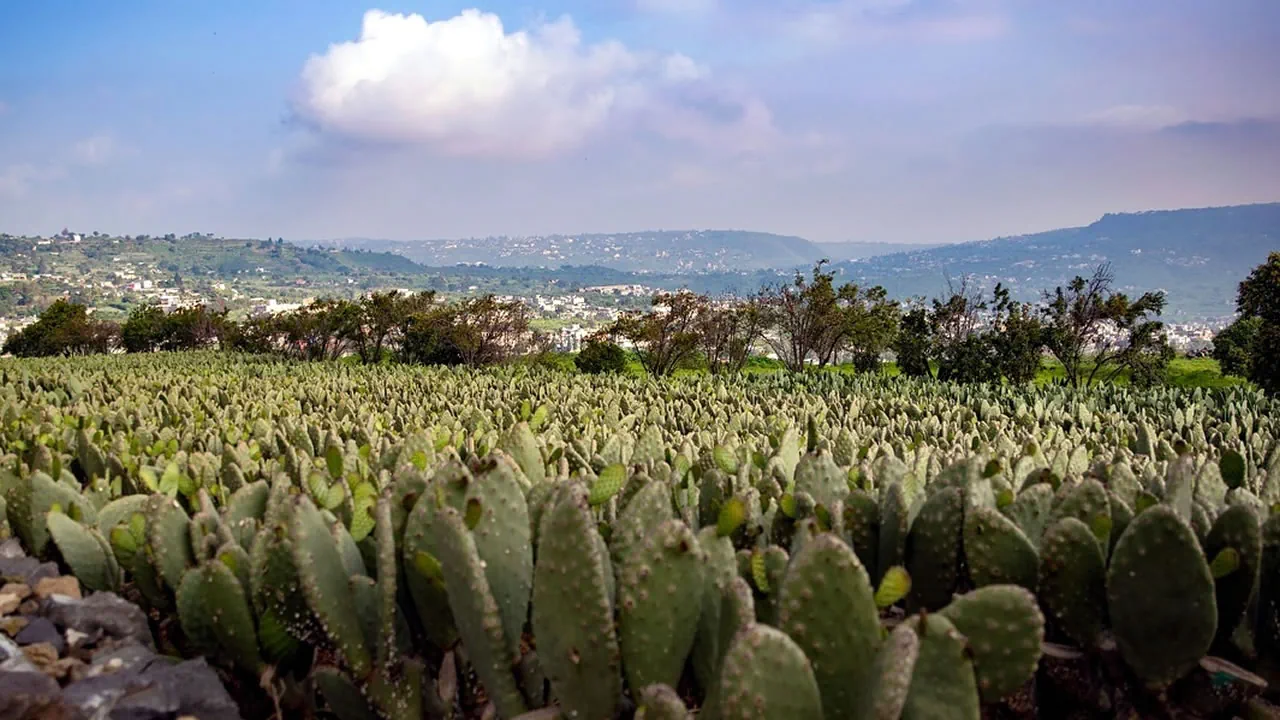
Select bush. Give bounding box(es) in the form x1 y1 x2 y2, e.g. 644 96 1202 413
1211 316 1261 378
3 299 119 357
575 340 627 374
1251 322 1280 395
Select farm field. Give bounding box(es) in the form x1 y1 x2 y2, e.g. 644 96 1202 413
1 352 1278 719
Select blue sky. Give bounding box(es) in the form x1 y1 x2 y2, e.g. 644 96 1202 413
1 0 1277 243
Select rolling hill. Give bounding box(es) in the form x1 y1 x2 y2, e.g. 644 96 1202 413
831 203 1280 320
313 230 933 272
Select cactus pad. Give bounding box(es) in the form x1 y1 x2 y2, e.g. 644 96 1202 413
1107 504 1217 687
963 505 1039 592
1038 518 1108 650
618 518 706 693
901 613 980 720
714 623 824 720
777 532 880 719
532 483 621 720
938 585 1045 703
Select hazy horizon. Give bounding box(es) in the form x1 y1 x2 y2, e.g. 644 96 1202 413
2 1 1279 243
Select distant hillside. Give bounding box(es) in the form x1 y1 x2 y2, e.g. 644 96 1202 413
832 203 1280 320
314 230 929 272
0 233 427 280
3 202 1273 321
816 241 944 261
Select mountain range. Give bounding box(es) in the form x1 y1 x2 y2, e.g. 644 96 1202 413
312 231 935 272
831 202 1279 320
310 202 1279 319
3 202 1275 321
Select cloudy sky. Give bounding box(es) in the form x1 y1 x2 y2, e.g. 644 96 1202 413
1 0 1278 244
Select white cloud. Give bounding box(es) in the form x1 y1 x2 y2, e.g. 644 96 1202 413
1081 104 1187 130
0 132 121 198
0 163 65 199
293 9 765 160
784 0 1007 47
71 133 120 165
636 0 718 16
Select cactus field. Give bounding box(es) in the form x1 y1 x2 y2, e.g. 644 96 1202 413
3 351 1280 719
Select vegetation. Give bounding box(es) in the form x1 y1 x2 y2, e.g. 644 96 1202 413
1213 316 1262 379
2 299 118 357
121 302 229 353
574 339 628 374
0 352 1277 719
894 280 1044 384
1039 263 1173 389
1225 252 1280 395
4 260 1225 396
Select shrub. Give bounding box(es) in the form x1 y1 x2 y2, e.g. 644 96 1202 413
575 340 627 374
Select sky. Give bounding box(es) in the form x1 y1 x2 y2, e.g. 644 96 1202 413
1 1 1278 244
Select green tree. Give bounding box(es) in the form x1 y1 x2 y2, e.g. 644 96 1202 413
121 304 168 352
894 306 933 378
343 290 435 364
163 304 228 351
1040 263 1172 388
988 284 1044 384
574 339 627 374
1211 316 1261 378
605 291 704 376
451 295 537 368
757 261 898 373
3 299 119 357
698 298 764 375
275 299 360 361
224 314 279 355
399 304 464 366
1236 252 1280 394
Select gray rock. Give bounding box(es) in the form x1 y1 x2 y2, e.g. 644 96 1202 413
0 633 41 673
0 555 38 582
0 554 61 586
15 616 66 653
44 593 154 648
0 670 67 720
64 655 242 720
0 538 25 559
145 658 242 720
26 561 61 586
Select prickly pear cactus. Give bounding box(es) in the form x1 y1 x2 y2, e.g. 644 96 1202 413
901 613 980 720
963 505 1039 592
692 525 740 694
1107 504 1217 687
289 495 371 677
47 511 118 592
635 684 691 720
177 560 262 674
532 483 621 720
710 623 824 720
1038 518 1108 650
777 532 880 719
855 622 919 720
618 519 706 693
906 487 964 611
938 585 1045 704
1205 503 1262 648
877 482 909 585
433 504 527 718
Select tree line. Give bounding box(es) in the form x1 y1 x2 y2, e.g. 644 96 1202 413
2 291 543 368
1210 251 1280 395
6 255 1277 393
586 260 1176 389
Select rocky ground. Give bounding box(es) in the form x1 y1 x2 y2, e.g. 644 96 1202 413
0 538 242 720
